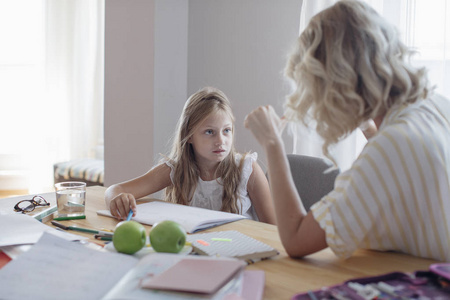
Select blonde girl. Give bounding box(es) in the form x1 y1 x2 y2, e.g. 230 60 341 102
245 0 449 261
106 87 276 224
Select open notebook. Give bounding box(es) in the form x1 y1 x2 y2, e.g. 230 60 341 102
97 201 245 233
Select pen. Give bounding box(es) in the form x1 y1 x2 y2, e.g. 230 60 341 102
51 221 114 236
54 215 86 221
126 209 133 221
307 290 318 300
94 234 113 241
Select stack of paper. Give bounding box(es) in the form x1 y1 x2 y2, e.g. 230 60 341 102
0 233 265 300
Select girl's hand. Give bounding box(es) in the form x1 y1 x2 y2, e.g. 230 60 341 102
244 105 287 148
109 193 137 220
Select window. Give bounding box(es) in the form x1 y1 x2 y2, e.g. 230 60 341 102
0 0 104 194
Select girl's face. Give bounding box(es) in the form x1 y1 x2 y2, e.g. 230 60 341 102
189 110 233 166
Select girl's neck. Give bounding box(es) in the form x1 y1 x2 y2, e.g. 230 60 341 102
198 163 220 181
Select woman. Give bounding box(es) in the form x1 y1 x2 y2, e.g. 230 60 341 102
245 0 450 261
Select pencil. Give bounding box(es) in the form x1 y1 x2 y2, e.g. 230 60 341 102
50 221 113 235
126 209 133 221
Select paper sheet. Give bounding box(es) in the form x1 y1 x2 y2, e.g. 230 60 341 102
0 232 138 300
0 214 84 247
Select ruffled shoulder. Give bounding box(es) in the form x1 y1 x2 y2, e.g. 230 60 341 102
236 152 258 189
164 160 175 183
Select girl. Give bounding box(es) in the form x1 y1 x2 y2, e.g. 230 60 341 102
245 0 449 261
105 87 276 225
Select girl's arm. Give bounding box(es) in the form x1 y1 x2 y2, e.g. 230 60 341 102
244 106 327 257
105 163 172 220
247 161 277 225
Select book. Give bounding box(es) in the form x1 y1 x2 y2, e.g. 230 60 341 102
187 230 279 262
0 232 257 300
97 201 246 233
141 257 246 294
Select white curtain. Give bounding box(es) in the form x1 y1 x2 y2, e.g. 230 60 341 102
38 0 105 191
45 0 104 160
290 0 450 172
0 0 104 193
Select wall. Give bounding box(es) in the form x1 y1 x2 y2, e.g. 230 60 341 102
152 0 189 162
187 0 300 166
104 0 155 185
104 0 302 186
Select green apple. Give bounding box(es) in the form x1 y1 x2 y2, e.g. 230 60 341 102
113 220 146 255
149 220 187 253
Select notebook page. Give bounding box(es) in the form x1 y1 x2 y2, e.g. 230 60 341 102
97 201 245 233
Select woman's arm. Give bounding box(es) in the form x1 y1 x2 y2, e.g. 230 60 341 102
244 106 327 257
247 161 277 225
264 139 327 257
105 163 172 220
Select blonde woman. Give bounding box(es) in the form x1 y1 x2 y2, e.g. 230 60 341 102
245 0 449 261
106 87 276 225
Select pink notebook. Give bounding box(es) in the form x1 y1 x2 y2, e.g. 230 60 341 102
141 257 246 295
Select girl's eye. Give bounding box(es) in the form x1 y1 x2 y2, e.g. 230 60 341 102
224 128 232 134
205 129 213 135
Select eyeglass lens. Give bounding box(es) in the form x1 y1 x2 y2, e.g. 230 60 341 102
16 201 36 212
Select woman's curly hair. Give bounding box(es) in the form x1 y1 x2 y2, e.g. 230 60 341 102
284 0 429 160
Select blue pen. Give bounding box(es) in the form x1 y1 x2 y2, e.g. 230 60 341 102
126 209 133 221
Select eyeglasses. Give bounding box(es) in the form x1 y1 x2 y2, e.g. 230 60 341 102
14 196 50 213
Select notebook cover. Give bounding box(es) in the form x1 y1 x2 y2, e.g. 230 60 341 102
241 270 265 300
0 251 12 270
141 257 246 294
430 263 450 280
187 230 279 261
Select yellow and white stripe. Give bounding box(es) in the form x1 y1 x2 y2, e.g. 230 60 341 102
311 94 450 262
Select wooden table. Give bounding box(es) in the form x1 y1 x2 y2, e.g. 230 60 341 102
17 186 440 299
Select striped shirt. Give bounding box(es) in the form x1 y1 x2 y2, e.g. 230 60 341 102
311 93 450 261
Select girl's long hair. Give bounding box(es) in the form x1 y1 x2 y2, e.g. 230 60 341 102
164 87 245 214
284 0 429 161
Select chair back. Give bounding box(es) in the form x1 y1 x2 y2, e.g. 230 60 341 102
287 154 340 211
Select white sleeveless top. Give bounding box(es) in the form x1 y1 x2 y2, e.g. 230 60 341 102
166 152 259 221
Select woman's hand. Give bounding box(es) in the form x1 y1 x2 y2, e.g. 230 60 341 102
359 119 378 140
109 193 137 220
244 105 287 148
